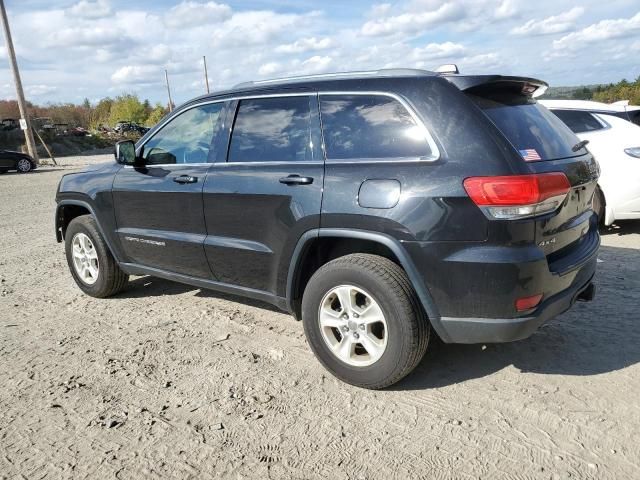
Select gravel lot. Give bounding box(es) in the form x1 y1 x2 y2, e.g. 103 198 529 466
1 156 639 479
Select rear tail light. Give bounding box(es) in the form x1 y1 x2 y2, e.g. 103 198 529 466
463 172 570 220
516 294 543 312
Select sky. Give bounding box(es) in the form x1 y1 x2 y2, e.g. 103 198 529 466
1 0 639 106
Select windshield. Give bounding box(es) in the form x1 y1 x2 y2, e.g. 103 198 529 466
469 94 586 161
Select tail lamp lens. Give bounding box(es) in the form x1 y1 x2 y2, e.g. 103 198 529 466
463 173 570 219
516 294 543 312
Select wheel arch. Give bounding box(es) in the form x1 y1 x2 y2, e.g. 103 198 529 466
286 228 449 341
55 199 121 262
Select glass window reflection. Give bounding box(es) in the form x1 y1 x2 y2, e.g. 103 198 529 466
228 96 311 163
320 95 432 160
143 103 223 165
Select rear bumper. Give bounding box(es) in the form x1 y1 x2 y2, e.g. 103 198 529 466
439 274 596 343
403 217 600 344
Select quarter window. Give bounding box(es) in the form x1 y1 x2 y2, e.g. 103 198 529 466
228 96 312 163
143 103 223 165
551 110 604 134
320 95 432 160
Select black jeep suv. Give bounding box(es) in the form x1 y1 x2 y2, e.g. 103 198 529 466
55 69 599 389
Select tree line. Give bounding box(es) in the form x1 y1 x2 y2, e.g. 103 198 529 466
2 76 639 131
0 94 170 130
557 76 640 104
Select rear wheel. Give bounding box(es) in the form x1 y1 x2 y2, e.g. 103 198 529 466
65 215 128 297
16 158 32 173
302 254 430 389
592 186 605 226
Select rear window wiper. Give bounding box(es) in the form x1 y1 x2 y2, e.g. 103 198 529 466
572 139 589 152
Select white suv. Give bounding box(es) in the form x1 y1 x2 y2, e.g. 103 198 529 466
540 99 640 225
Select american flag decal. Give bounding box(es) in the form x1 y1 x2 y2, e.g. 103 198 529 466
519 149 542 161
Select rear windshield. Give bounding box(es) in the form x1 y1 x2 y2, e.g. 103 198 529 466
469 94 586 161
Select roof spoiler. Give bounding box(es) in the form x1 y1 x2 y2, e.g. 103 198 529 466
442 74 549 98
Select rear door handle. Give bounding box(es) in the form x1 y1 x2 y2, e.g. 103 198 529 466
173 175 198 184
279 174 314 185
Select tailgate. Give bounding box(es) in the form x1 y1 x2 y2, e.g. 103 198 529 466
464 83 600 265
528 153 599 264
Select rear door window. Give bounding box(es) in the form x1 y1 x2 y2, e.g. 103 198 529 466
469 94 586 161
227 96 312 163
320 94 433 160
551 110 604 134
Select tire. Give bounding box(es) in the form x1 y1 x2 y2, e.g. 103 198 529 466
0 170 7 174
302 254 430 389
592 185 605 226
16 158 33 173
64 215 128 298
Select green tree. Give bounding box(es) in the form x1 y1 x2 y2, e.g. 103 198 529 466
108 94 148 126
145 103 167 127
90 97 114 129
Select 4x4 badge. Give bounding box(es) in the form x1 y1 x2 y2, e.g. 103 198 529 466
538 237 556 247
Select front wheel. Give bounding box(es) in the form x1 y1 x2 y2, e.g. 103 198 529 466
65 215 129 298
302 254 430 389
16 158 33 173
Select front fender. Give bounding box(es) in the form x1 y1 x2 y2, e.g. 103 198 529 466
55 197 124 263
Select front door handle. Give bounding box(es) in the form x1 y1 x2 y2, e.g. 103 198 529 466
279 174 314 186
173 175 198 184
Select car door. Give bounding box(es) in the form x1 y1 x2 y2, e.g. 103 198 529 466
0 150 17 170
112 101 225 279
202 93 324 296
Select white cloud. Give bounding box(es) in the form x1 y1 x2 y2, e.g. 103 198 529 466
275 37 334 54
553 11 640 51
211 10 316 48
164 1 232 28
111 65 162 85
361 3 464 36
300 55 333 74
47 27 127 48
3 0 638 106
26 85 58 97
69 0 112 19
510 7 584 36
146 44 173 64
410 42 466 62
361 0 521 37
258 62 282 76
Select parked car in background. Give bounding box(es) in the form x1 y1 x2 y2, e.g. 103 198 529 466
55 69 599 389
114 121 149 136
0 150 37 173
610 100 640 126
1 118 19 131
540 99 640 225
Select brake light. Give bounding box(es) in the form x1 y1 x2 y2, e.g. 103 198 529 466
463 173 570 219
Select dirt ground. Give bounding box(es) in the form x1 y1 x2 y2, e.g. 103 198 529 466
1 156 639 480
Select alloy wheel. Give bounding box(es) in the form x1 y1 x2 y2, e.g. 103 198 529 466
71 233 99 285
318 284 388 367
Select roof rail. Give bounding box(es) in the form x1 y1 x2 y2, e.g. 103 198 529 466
233 68 434 89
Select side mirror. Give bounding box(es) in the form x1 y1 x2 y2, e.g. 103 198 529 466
115 140 137 165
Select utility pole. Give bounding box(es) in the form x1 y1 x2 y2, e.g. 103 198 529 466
203 55 210 94
0 0 39 162
164 69 173 112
